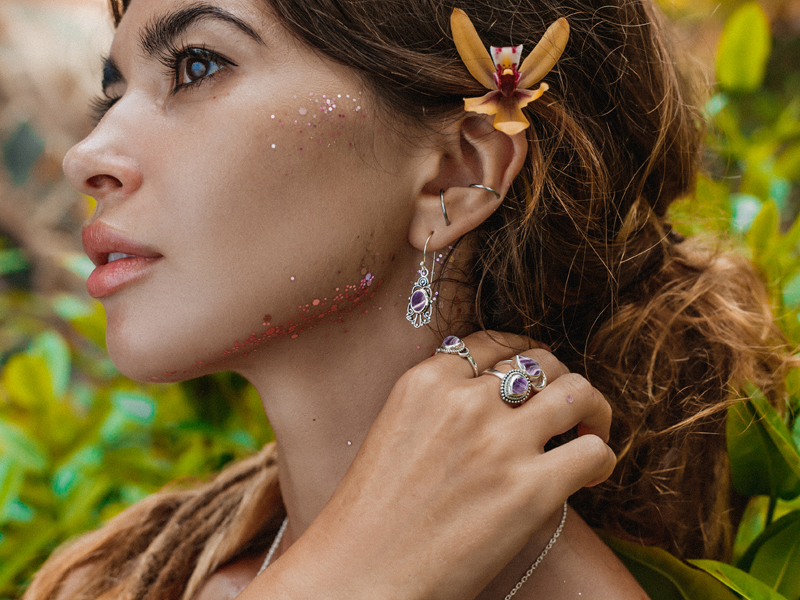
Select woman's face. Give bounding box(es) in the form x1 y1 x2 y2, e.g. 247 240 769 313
64 0 427 381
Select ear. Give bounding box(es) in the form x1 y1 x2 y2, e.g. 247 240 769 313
408 115 528 251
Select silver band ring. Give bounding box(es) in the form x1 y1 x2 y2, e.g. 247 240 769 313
484 368 533 405
435 335 479 378
497 355 547 390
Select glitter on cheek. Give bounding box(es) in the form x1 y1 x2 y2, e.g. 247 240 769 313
299 107 308 116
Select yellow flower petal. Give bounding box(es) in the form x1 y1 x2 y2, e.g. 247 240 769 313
517 18 570 90
516 83 549 109
493 99 531 135
451 8 496 90
464 90 500 115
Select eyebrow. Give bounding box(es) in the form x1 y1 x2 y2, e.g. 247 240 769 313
138 3 265 61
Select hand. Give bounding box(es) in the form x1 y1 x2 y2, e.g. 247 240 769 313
245 331 615 600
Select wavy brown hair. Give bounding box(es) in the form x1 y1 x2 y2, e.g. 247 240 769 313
25 0 794 598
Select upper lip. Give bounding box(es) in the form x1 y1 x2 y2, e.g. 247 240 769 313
82 222 163 267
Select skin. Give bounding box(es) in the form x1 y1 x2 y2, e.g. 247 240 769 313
63 0 646 598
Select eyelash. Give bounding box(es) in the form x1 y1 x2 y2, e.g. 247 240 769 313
90 45 234 125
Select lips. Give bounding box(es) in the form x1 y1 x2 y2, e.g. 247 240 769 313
82 223 163 298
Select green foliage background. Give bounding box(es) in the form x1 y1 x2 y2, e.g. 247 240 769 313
1 0 800 598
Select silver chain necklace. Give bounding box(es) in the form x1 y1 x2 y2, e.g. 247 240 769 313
256 502 568 598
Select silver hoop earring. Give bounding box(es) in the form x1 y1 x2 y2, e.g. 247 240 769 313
406 234 435 328
440 189 451 226
469 183 501 198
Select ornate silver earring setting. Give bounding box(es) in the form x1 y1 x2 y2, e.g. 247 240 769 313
406 234 436 328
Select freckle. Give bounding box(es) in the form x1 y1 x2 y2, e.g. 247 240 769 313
567 395 575 404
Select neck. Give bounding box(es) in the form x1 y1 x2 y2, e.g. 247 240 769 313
236 262 574 600
238 262 440 536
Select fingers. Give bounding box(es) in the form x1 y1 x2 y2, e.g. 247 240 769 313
537 434 617 500
432 331 556 379
520 373 612 443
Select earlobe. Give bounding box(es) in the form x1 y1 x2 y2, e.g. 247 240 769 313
408 115 529 251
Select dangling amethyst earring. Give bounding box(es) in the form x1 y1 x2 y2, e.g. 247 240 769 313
406 234 435 328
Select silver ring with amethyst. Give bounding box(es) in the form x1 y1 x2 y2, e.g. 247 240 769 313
435 335 479 378
483 368 534 405
498 355 547 391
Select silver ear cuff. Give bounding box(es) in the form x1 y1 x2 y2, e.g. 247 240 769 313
440 184 502 226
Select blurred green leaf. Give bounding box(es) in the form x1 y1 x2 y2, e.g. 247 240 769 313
732 193 764 233
716 2 772 92
598 532 739 600
0 457 24 524
727 394 800 500
775 144 800 181
747 201 779 257
1 354 54 408
782 271 800 308
691 560 789 600
0 249 29 277
112 391 156 424
28 332 71 399
736 510 800 598
60 254 95 280
0 421 47 473
735 497 770 565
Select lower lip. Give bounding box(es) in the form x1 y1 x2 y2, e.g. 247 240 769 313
87 257 161 298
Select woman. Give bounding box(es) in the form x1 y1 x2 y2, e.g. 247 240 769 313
25 0 789 598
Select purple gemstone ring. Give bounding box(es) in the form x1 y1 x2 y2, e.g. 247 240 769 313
498 355 547 391
435 335 479 378
483 368 533 405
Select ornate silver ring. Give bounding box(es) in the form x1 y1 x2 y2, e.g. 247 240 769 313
435 335 479 378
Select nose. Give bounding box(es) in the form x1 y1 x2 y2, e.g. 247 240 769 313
63 124 143 203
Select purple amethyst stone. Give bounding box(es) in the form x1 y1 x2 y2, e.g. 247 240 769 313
517 356 542 377
443 335 461 347
509 373 530 396
411 289 429 313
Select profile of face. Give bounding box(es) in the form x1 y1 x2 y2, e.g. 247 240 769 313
63 0 436 382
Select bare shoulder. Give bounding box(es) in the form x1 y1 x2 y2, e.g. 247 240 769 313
550 510 649 600
191 554 266 600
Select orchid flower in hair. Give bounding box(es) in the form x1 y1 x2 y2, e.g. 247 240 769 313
450 9 569 135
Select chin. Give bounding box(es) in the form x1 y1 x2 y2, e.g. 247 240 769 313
105 327 214 384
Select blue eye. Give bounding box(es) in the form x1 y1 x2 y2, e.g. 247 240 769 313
176 49 224 87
